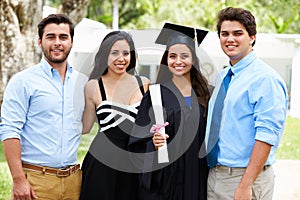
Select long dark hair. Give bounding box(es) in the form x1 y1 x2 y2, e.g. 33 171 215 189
156 44 210 113
89 31 137 80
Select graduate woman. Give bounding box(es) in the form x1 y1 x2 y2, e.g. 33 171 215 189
129 23 211 200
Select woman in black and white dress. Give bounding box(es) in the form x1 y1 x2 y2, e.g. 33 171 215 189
80 31 149 200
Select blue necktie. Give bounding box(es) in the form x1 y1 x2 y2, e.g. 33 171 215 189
207 68 233 168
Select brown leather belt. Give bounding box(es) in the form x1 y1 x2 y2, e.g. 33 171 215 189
22 163 80 177
214 165 271 175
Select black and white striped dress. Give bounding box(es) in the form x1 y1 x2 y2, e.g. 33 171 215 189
80 76 145 200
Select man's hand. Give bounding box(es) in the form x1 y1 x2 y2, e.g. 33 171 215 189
234 184 252 200
13 176 38 200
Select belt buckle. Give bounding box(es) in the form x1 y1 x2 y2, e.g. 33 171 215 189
56 168 70 177
69 165 76 173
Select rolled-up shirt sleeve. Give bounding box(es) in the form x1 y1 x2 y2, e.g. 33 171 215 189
253 74 288 146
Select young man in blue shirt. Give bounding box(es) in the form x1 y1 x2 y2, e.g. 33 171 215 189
0 14 87 200
206 7 288 200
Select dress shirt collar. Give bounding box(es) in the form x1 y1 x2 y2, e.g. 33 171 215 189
229 51 256 76
40 58 73 79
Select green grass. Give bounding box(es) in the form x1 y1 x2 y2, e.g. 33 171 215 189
0 118 300 199
0 144 12 200
276 116 300 159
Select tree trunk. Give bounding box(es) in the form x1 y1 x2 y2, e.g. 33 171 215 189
0 0 43 104
59 0 90 25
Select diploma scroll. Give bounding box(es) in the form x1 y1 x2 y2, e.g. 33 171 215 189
149 84 169 163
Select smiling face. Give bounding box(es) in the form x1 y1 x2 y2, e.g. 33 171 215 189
107 39 131 75
38 23 73 66
220 20 256 66
167 43 193 79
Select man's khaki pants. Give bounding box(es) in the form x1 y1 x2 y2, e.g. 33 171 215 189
23 168 82 200
207 166 274 200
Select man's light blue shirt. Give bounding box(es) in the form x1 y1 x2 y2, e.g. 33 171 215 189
0 58 87 168
206 52 288 167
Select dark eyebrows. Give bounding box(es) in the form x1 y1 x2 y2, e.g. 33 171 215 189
233 30 244 33
45 33 69 37
221 29 244 34
181 52 189 55
168 52 190 57
45 33 55 37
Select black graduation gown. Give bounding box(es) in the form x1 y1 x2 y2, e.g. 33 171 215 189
129 81 208 200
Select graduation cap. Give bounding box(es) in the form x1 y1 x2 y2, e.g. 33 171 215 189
155 22 208 49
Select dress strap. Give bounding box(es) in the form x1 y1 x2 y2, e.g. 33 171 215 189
135 76 145 95
98 78 107 101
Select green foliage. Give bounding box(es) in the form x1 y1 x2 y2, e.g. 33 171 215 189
86 0 111 24
46 0 300 33
118 0 149 27
86 0 150 28
265 0 300 33
121 0 300 33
